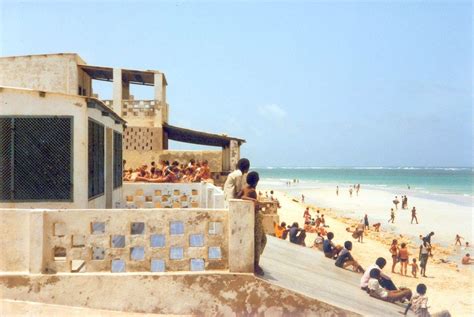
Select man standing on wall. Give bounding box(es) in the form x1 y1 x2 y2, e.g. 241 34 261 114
223 158 250 206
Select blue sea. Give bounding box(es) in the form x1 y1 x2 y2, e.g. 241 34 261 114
255 167 473 204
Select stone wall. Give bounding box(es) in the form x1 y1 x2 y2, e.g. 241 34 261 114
0 200 253 275
122 182 224 209
0 274 356 316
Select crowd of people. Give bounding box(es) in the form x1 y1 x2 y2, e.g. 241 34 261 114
122 159 212 183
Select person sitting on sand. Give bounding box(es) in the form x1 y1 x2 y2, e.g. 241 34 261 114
304 221 317 234
372 222 381 232
455 234 463 246
368 269 412 303
274 221 288 239
312 232 325 251
404 283 451 317
462 253 473 265
411 207 419 224
323 232 342 259
335 241 364 273
410 258 419 278
389 239 400 273
361 257 398 291
289 222 306 246
399 243 410 276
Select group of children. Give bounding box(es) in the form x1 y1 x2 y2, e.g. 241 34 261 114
389 239 420 278
123 159 212 183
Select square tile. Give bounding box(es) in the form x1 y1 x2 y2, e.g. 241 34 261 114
208 247 222 259
131 222 145 235
190 258 205 271
71 260 86 273
151 259 165 272
54 247 66 261
209 222 223 235
170 247 184 260
189 234 204 247
92 247 105 260
150 234 165 248
111 259 126 273
91 222 105 234
72 235 85 247
130 246 145 261
170 221 184 235
111 235 125 248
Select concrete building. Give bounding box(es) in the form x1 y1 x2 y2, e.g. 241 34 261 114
0 53 245 183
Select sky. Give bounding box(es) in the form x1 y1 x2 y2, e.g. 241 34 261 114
1 0 472 167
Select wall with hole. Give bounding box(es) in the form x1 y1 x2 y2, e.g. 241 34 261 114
121 182 224 209
0 200 254 274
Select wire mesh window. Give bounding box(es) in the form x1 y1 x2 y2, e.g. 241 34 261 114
88 119 104 199
0 117 73 201
113 131 123 189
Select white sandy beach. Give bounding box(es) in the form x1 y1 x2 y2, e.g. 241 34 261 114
261 185 474 316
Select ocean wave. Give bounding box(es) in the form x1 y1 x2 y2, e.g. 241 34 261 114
256 166 473 171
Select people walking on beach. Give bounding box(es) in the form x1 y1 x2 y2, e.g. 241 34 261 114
411 207 419 224
419 239 430 277
455 234 463 246
336 186 339 196
404 284 451 317
389 239 400 273
409 258 419 278
349 187 353 197
223 158 250 205
388 208 395 223
399 243 410 276
364 214 369 230
301 194 305 203
241 171 266 276
356 184 360 196
393 196 400 209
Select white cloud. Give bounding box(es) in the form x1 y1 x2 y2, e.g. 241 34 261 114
258 104 287 119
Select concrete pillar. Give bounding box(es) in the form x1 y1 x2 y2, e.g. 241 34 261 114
154 73 164 103
222 146 230 172
113 68 123 115
228 200 254 273
29 211 45 273
229 140 240 172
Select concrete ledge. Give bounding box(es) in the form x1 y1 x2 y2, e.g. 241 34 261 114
0 273 356 316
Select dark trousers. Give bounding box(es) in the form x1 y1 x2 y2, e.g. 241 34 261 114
380 277 397 291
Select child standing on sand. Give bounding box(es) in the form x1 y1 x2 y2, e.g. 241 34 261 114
410 258 419 278
388 208 395 223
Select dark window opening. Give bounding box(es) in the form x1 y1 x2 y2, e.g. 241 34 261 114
88 120 104 199
0 117 73 201
113 131 123 189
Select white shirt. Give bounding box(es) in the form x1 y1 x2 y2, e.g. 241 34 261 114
368 278 388 298
360 264 391 288
223 169 243 204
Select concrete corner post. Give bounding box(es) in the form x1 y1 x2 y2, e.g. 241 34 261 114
228 199 254 273
29 211 45 273
112 68 123 115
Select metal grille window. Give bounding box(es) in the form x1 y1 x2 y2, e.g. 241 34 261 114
0 117 73 201
113 131 123 189
88 120 104 199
